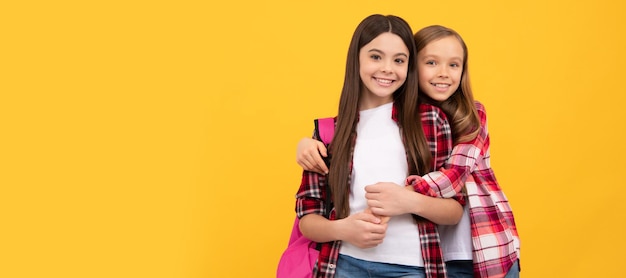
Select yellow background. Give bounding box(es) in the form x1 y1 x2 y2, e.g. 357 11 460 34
2 0 625 277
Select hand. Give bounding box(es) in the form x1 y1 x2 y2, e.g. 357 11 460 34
405 175 424 186
364 182 415 217
296 137 329 174
364 207 390 224
338 210 387 249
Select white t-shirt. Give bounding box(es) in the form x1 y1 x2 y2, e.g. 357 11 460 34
439 206 473 261
340 102 423 267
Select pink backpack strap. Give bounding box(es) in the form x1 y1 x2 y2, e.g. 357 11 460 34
316 117 335 145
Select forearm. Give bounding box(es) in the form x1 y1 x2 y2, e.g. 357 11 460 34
408 191 463 225
299 214 343 243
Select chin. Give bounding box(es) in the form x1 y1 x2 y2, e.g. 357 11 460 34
426 94 448 102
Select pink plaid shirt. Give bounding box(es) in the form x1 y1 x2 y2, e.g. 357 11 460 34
411 101 520 277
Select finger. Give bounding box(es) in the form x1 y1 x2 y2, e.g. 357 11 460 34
379 216 390 224
316 141 328 157
306 148 327 174
364 206 388 220
364 192 376 200
296 157 308 169
311 165 326 175
358 212 381 224
368 224 387 235
300 159 317 172
300 146 318 164
369 206 386 217
313 154 328 174
405 176 417 185
364 184 381 193
313 165 326 175
305 155 326 175
297 151 315 169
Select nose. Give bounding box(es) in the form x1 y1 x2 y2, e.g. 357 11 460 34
381 59 393 74
437 65 449 78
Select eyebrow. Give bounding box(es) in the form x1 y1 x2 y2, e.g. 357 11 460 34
368 48 408 58
420 54 463 61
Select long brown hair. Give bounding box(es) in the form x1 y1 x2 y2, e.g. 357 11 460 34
329 14 431 219
414 25 480 144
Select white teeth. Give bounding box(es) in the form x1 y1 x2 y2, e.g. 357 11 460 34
434 83 449 88
376 78 392 84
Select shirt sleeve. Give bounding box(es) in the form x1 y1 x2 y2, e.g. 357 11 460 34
296 127 332 219
411 103 491 204
296 170 330 218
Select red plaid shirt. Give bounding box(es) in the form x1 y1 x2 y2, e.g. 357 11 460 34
411 101 520 277
296 103 462 278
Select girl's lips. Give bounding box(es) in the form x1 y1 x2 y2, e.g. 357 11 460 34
432 83 450 92
375 77 394 87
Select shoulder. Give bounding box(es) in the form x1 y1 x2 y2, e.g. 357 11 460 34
473 100 488 124
474 100 486 113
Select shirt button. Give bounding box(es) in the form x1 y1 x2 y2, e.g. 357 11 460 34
329 264 336 269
